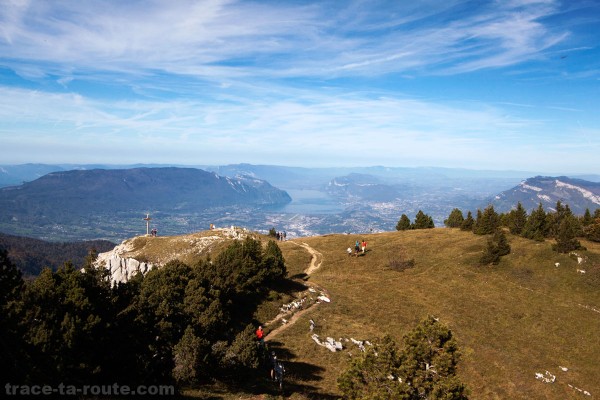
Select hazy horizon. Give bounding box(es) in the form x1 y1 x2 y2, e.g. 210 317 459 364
1 161 598 179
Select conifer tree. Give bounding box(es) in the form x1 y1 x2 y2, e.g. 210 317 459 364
548 200 567 237
172 325 205 384
584 218 600 242
396 214 412 231
0 248 23 314
444 208 464 228
522 203 548 241
474 205 499 235
595 209 600 219
582 208 594 227
480 230 511 265
20 262 116 385
473 209 483 233
261 239 287 283
338 317 468 399
0 248 28 385
413 210 434 229
460 211 474 231
507 202 527 235
553 217 584 253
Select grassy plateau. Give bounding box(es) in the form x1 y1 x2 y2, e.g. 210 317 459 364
135 227 600 399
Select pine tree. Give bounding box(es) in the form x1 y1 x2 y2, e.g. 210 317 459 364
584 218 600 242
460 211 474 231
413 210 434 229
338 317 468 399
474 205 499 235
0 248 23 313
480 230 511 265
522 203 548 241
473 209 483 233
260 240 287 284
398 316 467 398
582 208 594 227
444 208 464 228
548 200 567 237
172 325 205 383
507 202 527 235
0 248 29 385
553 217 583 253
396 214 412 231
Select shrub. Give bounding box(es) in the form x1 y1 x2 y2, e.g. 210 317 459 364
338 316 469 399
480 230 510 265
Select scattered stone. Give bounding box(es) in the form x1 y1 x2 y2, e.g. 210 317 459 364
311 334 343 352
317 295 331 303
280 297 307 312
568 384 591 396
535 371 555 383
326 337 343 351
350 338 366 352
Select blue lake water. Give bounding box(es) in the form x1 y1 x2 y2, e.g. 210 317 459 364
276 189 345 214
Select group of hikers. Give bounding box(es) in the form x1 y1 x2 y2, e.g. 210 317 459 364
253 237 370 392
275 231 287 241
347 239 367 256
255 326 285 390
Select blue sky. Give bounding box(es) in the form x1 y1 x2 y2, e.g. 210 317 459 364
0 0 598 173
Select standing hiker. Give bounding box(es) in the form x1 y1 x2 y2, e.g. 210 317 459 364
256 325 265 346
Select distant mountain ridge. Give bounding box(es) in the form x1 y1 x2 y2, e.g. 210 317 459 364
326 173 412 202
2 163 600 241
490 176 600 214
0 167 290 213
0 167 291 241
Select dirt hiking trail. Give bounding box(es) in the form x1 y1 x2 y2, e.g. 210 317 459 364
265 242 329 340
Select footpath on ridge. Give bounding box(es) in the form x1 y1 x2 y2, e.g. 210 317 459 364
265 241 329 340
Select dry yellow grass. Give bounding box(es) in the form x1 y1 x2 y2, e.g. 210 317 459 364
133 227 599 399
267 229 600 399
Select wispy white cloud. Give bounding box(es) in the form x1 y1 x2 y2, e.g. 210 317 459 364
0 0 573 81
1 83 591 172
0 1 597 173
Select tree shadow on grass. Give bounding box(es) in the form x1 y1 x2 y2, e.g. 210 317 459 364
288 272 309 281
265 341 339 399
276 277 309 291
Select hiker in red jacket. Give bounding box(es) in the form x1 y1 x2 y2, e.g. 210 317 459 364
256 325 265 345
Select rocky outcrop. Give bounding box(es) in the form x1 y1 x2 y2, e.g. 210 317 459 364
94 226 252 284
94 238 154 285
100 254 154 285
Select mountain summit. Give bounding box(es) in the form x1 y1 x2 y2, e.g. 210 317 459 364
490 176 600 213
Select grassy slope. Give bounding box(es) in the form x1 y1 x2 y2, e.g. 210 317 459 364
115 229 273 266
273 229 600 399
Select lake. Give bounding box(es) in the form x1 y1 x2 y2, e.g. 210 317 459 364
276 189 345 214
